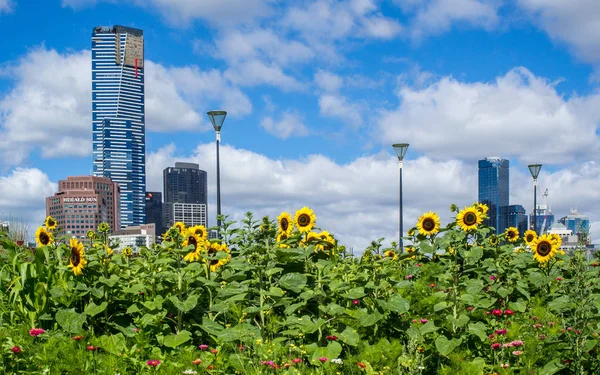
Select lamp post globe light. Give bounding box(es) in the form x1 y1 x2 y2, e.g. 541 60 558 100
528 163 542 235
392 143 409 252
207 110 227 237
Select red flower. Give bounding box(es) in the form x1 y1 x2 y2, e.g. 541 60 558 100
292 358 302 364
352 299 360 305
495 329 507 335
467 306 474 311
207 365 214 370
357 362 367 369
326 335 338 341
318 357 327 363
192 358 202 365
420 319 428 324
492 309 503 316
491 343 502 350
11 346 21 354
72 335 84 341
504 310 514 315
199 344 209 350
29 328 45 337
147 360 161 367
87 345 99 351
429 283 436 287
210 349 218 354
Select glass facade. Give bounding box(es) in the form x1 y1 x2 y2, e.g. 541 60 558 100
145 192 164 236
163 162 208 205
507 205 528 235
478 158 510 234
92 25 146 228
559 211 590 236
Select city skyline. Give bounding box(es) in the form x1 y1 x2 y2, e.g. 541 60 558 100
0 1 599 250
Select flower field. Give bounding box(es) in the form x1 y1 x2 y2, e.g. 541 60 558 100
1 205 600 374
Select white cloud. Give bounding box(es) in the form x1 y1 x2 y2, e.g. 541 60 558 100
260 112 309 139
146 143 478 251
0 168 57 240
0 47 251 166
314 70 344 92
394 0 501 39
377 67 600 164
516 0 600 64
0 0 13 13
224 60 306 92
318 94 364 127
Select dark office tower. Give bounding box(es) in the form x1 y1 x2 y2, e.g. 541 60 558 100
478 157 510 234
92 25 146 228
145 192 163 235
163 162 208 228
507 204 528 235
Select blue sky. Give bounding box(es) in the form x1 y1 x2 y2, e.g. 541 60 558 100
0 0 599 249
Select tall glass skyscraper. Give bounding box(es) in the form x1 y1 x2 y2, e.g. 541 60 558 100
92 25 146 228
162 163 208 229
478 157 510 234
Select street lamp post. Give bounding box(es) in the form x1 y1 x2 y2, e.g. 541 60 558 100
392 143 409 252
528 163 542 235
207 110 227 237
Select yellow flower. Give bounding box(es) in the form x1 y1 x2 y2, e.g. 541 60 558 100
531 234 558 264
407 228 416 236
86 230 96 239
174 222 186 233
67 238 87 276
105 245 114 256
318 231 335 252
523 230 537 245
505 227 519 243
276 232 290 248
123 247 133 257
447 246 455 254
277 212 294 235
183 229 203 262
456 206 483 231
405 246 416 253
35 226 54 247
488 235 499 246
98 222 110 233
189 225 207 240
204 242 231 272
384 250 397 260
294 207 316 233
302 231 320 249
416 211 441 236
550 233 562 248
44 216 57 231
473 202 489 215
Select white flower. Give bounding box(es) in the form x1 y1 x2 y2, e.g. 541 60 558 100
182 370 198 375
330 358 343 365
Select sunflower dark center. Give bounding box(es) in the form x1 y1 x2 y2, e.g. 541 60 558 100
39 232 50 245
464 212 477 225
210 259 219 266
508 231 516 239
195 229 204 237
188 236 198 250
70 249 81 267
422 218 435 231
280 234 288 241
298 214 310 227
48 219 56 226
281 218 289 231
526 234 534 242
537 241 552 256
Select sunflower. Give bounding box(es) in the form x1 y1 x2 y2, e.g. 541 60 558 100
68 238 87 276
318 231 335 252
550 233 562 248
44 216 57 231
174 222 186 233
98 222 110 233
86 230 96 239
407 228 416 236
488 235 499 246
183 229 203 262
531 234 558 264
123 247 133 257
277 212 294 235
189 225 207 240
302 231 321 249
456 206 483 231
416 212 441 236
523 230 537 245
34 227 53 247
276 232 290 248
104 245 114 256
204 242 231 272
405 246 416 253
294 207 316 233
473 202 489 215
505 227 519 243
384 250 397 260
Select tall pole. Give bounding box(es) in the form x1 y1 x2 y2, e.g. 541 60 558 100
399 160 404 251
533 179 537 235
216 131 221 236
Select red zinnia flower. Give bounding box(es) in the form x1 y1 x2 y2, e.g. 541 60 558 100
420 319 428 324
495 329 507 335
326 335 338 341
492 309 502 316
491 343 502 350
72 335 84 341
504 310 514 315
29 328 45 337
318 357 327 363
87 345 99 351
292 358 302 364
147 359 161 367
192 358 202 365
199 344 209 350
11 346 21 354
358 362 367 368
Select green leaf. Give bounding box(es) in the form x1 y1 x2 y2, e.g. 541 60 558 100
344 287 366 299
98 275 120 287
98 334 127 355
548 296 571 313
162 330 192 348
338 326 360 346
199 317 224 336
359 310 383 327
126 304 141 314
509 300 527 312
55 309 86 334
379 295 410 314
468 322 488 342
584 339 597 353
84 301 108 317
284 302 306 315
434 301 448 312
169 294 198 313
420 321 439 335
539 358 564 375
435 336 462 357
278 273 307 293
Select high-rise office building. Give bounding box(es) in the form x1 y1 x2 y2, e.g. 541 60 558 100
92 25 146 228
559 209 590 237
163 163 208 228
507 204 527 235
145 192 164 236
478 157 510 234
46 176 121 238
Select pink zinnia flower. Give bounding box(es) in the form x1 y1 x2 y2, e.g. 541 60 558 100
352 299 359 305
192 358 202 365
512 350 523 356
11 346 21 354
318 357 328 363
210 349 218 354
491 343 502 350
489 275 496 281
405 274 413 280
199 344 209 350
467 306 474 311
504 310 514 315
492 309 502 316
292 358 302 364
420 319 428 324
29 328 45 337
87 345 99 351
510 340 524 347
495 329 507 335
147 359 161 367
489 334 495 340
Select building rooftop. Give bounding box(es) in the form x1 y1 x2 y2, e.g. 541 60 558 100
93 25 143 36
